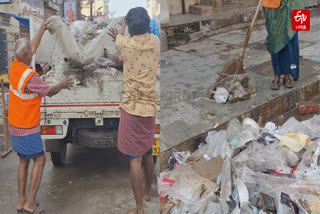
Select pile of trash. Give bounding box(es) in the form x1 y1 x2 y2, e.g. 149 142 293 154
209 74 256 104
35 16 127 85
160 115 320 214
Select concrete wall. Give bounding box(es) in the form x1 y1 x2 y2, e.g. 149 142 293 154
168 0 198 15
0 0 28 73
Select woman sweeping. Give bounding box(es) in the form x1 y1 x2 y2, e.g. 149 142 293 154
264 0 305 90
108 7 160 214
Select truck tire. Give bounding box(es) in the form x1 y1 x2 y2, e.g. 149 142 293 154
51 141 67 166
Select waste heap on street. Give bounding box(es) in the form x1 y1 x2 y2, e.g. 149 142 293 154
160 115 320 214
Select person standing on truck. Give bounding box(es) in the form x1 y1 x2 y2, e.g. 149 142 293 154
108 7 160 214
8 20 73 214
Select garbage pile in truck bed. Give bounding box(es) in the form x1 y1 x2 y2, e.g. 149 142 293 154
38 16 126 85
160 115 320 214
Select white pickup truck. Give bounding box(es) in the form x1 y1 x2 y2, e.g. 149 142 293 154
30 16 160 166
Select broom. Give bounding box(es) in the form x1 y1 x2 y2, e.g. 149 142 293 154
213 0 264 89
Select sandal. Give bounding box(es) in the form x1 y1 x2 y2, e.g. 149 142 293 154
270 80 280 90
283 77 294 88
23 208 45 214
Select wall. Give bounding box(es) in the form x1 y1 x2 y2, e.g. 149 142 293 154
0 0 30 73
81 0 107 20
0 28 8 74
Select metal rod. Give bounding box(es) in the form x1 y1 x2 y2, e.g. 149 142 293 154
182 0 186 14
1 79 11 158
90 1 94 21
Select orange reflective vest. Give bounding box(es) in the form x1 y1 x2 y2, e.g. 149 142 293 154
8 60 42 129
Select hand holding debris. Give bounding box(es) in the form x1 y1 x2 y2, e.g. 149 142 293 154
118 17 127 27
61 79 74 90
108 28 119 41
40 19 47 32
46 16 63 34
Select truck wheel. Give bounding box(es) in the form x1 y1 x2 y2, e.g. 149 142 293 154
51 142 67 166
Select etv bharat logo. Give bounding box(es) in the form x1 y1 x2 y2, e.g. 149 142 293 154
292 10 310 31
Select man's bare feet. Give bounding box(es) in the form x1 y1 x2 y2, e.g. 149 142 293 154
144 188 151 201
23 201 37 213
16 197 27 210
127 208 144 214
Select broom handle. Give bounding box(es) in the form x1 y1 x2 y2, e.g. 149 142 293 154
241 0 264 59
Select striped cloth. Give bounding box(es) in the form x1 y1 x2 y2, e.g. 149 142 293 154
9 74 50 136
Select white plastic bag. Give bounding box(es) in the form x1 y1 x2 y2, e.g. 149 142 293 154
302 114 320 137
278 117 313 136
237 118 260 148
203 200 223 214
214 87 229 103
206 130 231 159
247 142 293 173
242 118 260 138
227 118 242 142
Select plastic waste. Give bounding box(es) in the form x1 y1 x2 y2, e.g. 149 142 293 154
247 142 293 173
206 130 231 159
278 117 313 137
235 178 249 207
229 81 246 98
163 165 218 214
230 136 240 149
226 118 242 142
260 122 278 142
282 179 320 214
162 116 320 214
232 142 254 165
279 146 299 168
237 118 260 148
238 130 255 148
280 133 309 152
203 200 223 214
214 87 229 103
242 118 260 138
220 159 232 213
172 151 191 165
302 114 320 137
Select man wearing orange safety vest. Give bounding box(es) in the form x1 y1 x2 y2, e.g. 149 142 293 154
8 20 73 214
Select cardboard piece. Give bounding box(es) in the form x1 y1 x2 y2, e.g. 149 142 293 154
188 155 224 182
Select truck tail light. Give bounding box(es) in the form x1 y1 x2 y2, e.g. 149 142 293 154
41 125 63 135
48 126 56 135
155 124 160 134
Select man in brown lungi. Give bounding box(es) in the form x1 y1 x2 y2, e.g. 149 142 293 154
108 7 160 214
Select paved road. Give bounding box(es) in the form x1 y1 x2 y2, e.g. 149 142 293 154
160 8 320 151
0 144 159 214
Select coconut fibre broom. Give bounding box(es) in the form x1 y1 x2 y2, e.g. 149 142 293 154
215 0 264 84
